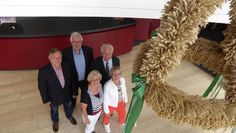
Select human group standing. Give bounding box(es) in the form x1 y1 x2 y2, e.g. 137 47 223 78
38 31 128 133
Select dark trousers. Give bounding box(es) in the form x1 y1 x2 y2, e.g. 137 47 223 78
71 80 88 110
71 97 77 110
50 100 73 123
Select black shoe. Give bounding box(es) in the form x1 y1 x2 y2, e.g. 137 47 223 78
69 117 77 125
52 122 58 132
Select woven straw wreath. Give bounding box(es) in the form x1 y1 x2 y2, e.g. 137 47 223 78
134 0 236 130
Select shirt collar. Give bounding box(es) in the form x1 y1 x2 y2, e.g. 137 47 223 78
103 58 112 64
73 48 83 55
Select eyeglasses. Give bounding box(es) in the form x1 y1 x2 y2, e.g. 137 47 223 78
72 40 83 43
52 56 62 60
112 73 121 76
90 78 100 82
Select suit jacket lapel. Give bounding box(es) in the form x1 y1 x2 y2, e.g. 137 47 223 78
61 64 67 88
69 47 76 66
82 46 88 71
49 64 63 89
99 57 106 72
112 57 115 66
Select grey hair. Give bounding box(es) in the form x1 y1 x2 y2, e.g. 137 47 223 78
100 43 114 53
87 70 102 82
70 31 83 42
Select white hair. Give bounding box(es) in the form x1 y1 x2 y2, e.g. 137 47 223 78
100 43 114 53
87 70 102 82
70 31 83 42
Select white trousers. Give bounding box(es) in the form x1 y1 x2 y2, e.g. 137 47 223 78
84 111 101 133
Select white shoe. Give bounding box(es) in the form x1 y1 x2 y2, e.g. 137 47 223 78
232 127 236 133
134 122 137 127
104 124 111 133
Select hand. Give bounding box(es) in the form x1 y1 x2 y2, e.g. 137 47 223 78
47 101 51 105
47 102 52 107
124 102 128 108
72 95 77 99
43 99 50 104
105 113 110 117
84 118 90 124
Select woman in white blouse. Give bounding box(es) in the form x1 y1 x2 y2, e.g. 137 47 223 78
103 66 128 133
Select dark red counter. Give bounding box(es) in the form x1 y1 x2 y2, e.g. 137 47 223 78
135 18 160 41
0 17 135 70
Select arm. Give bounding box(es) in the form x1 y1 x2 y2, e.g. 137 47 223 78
89 60 96 73
38 69 50 104
68 63 78 97
85 46 94 71
117 57 120 66
89 47 94 61
81 103 90 124
122 78 128 107
113 56 120 67
103 84 110 115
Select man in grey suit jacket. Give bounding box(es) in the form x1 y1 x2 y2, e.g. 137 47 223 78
38 48 77 132
90 44 120 86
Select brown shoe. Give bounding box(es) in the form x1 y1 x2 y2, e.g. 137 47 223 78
52 122 58 132
92 131 96 133
69 117 77 125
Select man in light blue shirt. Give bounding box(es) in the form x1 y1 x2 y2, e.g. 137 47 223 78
62 32 93 110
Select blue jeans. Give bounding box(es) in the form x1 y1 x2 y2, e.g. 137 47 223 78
50 101 73 123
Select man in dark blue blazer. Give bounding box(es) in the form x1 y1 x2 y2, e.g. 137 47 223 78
62 32 93 110
38 48 77 132
90 44 120 86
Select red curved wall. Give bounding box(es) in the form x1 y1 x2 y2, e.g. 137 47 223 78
0 26 135 70
135 19 160 41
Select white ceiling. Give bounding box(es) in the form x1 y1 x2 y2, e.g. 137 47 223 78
0 0 230 23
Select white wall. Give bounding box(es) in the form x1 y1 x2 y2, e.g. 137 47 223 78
0 0 230 23
208 1 230 24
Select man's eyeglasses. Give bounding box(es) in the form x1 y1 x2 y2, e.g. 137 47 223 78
72 40 83 43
